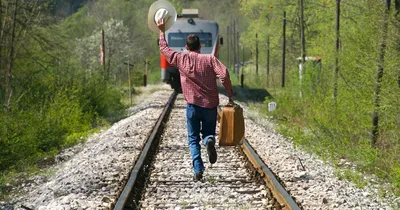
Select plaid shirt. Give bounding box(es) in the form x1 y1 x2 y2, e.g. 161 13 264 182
159 33 233 108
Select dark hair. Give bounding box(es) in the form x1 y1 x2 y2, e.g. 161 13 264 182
186 34 200 51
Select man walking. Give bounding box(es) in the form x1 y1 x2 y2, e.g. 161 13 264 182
157 18 234 181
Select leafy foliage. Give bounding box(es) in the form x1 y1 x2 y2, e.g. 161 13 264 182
238 0 400 194
1 0 399 199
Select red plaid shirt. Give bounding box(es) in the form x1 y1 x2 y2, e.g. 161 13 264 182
159 33 233 108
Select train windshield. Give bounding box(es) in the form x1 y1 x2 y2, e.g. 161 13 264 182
168 33 213 48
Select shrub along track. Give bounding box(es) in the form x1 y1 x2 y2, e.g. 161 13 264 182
114 92 301 210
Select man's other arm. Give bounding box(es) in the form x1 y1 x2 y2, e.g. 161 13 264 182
211 56 233 98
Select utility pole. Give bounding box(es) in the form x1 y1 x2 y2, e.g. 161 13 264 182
299 0 306 96
299 0 306 68
144 59 149 87
237 36 240 81
227 26 230 69
233 21 236 72
256 33 259 74
243 47 245 64
237 31 240 71
267 36 270 87
333 0 341 100
127 60 132 106
282 11 286 88
241 47 244 88
266 16 271 88
101 29 106 76
236 32 243 80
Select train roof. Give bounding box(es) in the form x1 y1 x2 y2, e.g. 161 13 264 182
178 9 199 18
167 19 218 33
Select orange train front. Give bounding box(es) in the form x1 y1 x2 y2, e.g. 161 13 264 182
160 9 223 93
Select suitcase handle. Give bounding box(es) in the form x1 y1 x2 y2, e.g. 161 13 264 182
225 101 237 107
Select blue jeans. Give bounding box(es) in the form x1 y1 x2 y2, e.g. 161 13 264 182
186 104 217 174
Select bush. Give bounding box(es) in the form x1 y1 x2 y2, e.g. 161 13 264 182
0 89 93 171
78 74 126 123
0 69 127 172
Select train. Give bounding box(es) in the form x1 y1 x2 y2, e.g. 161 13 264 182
160 9 223 93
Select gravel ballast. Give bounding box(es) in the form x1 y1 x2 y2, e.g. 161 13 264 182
1 89 172 210
0 88 397 209
140 95 272 209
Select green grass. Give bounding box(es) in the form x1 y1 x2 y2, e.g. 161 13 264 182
335 168 368 188
231 62 400 206
208 176 216 184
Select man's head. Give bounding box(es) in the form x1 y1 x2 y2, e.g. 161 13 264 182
186 34 201 52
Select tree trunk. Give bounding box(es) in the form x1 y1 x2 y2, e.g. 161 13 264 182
1 1 9 104
4 0 18 112
371 0 390 147
395 0 400 88
0 1 8 41
0 0 2 91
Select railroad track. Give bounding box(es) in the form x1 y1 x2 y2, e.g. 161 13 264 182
113 92 301 210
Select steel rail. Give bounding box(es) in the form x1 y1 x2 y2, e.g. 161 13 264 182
241 139 301 210
217 105 300 209
114 91 177 210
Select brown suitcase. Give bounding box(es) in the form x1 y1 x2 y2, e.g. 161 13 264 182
217 104 245 146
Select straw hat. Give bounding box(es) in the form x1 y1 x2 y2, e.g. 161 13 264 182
147 0 177 32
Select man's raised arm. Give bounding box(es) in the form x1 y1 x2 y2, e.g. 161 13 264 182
158 18 183 67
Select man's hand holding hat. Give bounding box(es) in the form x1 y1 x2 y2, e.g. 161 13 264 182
148 0 177 33
157 18 166 35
